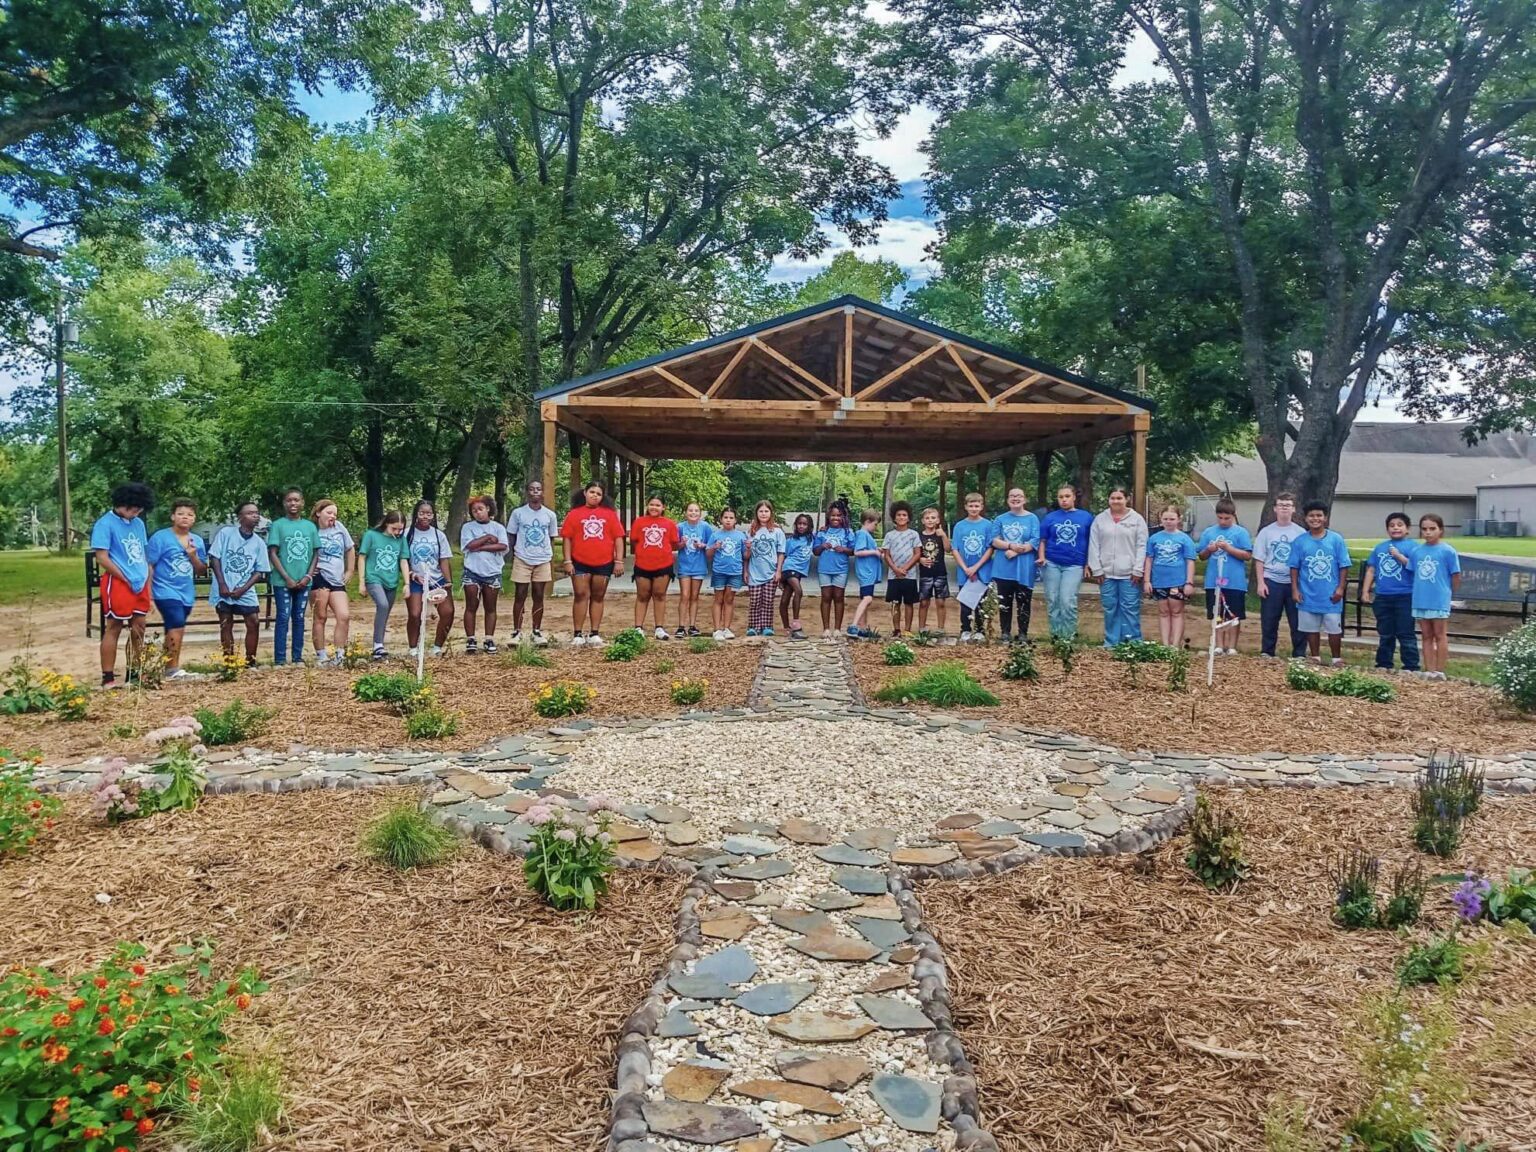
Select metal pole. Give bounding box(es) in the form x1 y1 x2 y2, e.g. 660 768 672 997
55 294 73 550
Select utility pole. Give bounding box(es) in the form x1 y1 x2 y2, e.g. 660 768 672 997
55 294 77 551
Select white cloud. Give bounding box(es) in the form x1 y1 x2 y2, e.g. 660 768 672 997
771 215 941 284
855 105 937 185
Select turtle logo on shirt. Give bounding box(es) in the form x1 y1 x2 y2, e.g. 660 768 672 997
1154 539 1183 563
961 533 984 556
522 521 547 547
411 538 439 566
1270 538 1293 564
282 535 309 563
168 554 193 578
123 536 146 565
1378 554 1405 580
1305 551 1335 580
1054 521 1080 546
320 535 343 559
718 538 739 558
376 542 400 568
1002 522 1026 543
1416 556 1439 581
580 516 606 540
643 524 666 548
222 546 254 582
751 535 776 557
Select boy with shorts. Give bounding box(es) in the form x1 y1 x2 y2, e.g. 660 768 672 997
460 494 509 653
146 497 208 680
1197 497 1253 654
1289 501 1352 665
210 501 271 666
847 508 884 638
507 481 559 645
916 507 950 634
882 501 922 637
91 482 155 687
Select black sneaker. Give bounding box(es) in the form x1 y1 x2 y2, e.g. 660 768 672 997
483 638 498 654
465 637 479 654
372 646 387 662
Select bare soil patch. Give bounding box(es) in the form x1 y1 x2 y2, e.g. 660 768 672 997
922 788 1536 1151
849 643 1536 755
0 641 759 764
0 789 684 1151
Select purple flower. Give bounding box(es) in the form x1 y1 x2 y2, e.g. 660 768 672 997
1451 873 1491 921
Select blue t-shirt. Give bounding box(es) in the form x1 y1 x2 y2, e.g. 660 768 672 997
710 528 747 577
1198 523 1253 592
676 520 713 576
1289 530 1351 614
1146 529 1197 590
90 512 149 593
1040 508 1094 567
989 512 1040 586
747 527 786 586
146 528 206 606
1367 539 1416 597
209 526 271 608
1411 541 1460 614
783 533 814 576
951 518 993 585
853 528 883 588
813 526 853 577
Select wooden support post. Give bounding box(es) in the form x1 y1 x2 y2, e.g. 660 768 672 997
1132 424 1148 518
1076 441 1098 511
1001 457 1017 493
1034 451 1052 511
605 447 617 506
977 461 990 508
541 417 558 517
843 307 854 396
618 458 629 551
953 469 966 525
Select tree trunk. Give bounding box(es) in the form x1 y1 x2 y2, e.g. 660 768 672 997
881 462 898 529
820 463 836 519
1263 403 1350 517
445 407 496 539
518 228 544 491
1075 443 1097 510
364 413 385 526
494 435 509 519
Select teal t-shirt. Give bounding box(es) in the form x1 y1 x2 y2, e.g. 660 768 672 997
360 529 404 590
267 516 321 581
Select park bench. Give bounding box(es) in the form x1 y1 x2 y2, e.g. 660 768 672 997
1344 553 1536 644
83 552 274 637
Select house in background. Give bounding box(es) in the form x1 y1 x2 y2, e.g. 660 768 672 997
1186 422 1536 537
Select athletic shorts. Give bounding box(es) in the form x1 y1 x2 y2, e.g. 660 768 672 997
711 572 744 591
511 556 552 583
572 560 614 578
857 584 876 599
633 564 674 581
818 569 848 588
409 576 453 596
1297 609 1343 635
1413 608 1450 620
215 600 259 618
101 574 152 621
1205 587 1247 620
780 570 807 589
1151 586 1188 602
154 598 192 630
886 578 919 605
461 571 502 590
918 574 950 601
312 572 347 592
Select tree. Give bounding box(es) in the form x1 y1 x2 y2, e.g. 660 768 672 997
903 0 1536 509
646 460 730 516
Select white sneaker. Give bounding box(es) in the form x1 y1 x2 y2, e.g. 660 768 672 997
1225 647 1239 656
588 633 603 646
509 629 523 643
654 627 669 640
430 645 444 657
166 668 191 681
712 629 727 641
407 646 420 658
569 633 586 648
532 630 548 646
722 629 736 640
960 631 973 643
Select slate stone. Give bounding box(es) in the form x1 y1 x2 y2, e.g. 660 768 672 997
730 1078 844 1116
723 859 794 880
664 823 701 845
745 890 785 907
668 974 739 1000
700 912 756 941
847 916 910 949
853 895 902 920
961 837 1018 859
768 1010 877 1043
1137 786 1182 803
779 1123 864 1147
807 890 863 911
616 839 664 862
1032 794 1077 811
510 776 545 790
722 835 779 857
662 1062 731 1103
711 881 758 901
694 945 757 984
813 844 884 867
774 1052 872 1093
854 995 934 1031
722 820 779 837
801 1141 856 1152
843 826 899 852
890 846 958 866
734 981 816 1016
862 969 911 994
973 819 1025 837
1084 814 1122 837
641 1100 760 1145
1021 831 1087 849
788 932 881 963
1111 799 1167 816
610 821 653 841
831 866 886 895
936 812 982 829
869 1073 941 1133
996 804 1046 821
1043 810 1086 829
771 908 833 934
659 1008 701 1037
779 817 836 845
647 803 695 824
1054 782 1091 797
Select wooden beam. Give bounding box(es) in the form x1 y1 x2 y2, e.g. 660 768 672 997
1132 427 1148 518
706 340 753 399
937 470 948 527
543 402 648 467
1034 451 1052 510
588 439 601 499
936 419 1137 470
843 308 854 396
541 414 558 514
605 445 617 505
757 360 827 402
990 372 1047 405
947 343 992 404
854 340 949 401
751 338 839 398
566 396 1128 417
654 365 706 399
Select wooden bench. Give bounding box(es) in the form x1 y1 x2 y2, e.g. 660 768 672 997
84 552 274 637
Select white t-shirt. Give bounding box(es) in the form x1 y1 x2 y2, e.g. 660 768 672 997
316 523 355 585
507 504 559 564
460 520 509 578
1253 521 1308 584
405 526 452 583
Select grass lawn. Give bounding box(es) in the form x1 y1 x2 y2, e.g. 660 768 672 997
0 549 86 604
1344 534 1536 558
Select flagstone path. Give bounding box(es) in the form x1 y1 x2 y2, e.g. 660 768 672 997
27 636 1536 1151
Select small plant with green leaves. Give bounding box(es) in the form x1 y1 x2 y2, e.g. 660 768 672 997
873 661 1000 708
972 584 999 642
1322 665 1396 703
686 635 717 655
999 644 1039 681
362 801 457 869
602 627 649 662
0 654 54 716
501 637 554 668
336 639 372 670
653 657 676 675
1165 647 1191 691
1184 793 1250 889
1331 849 1382 929
0 751 60 860
193 701 277 747
1411 766 1472 857
109 721 139 740
1490 618 1536 712
908 630 939 647
1380 860 1428 928
1048 633 1083 676
883 641 916 666
1395 932 1470 988
173 1045 286 1150
669 676 708 706
1456 867 1536 928
214 650 245 683
1421 751 1483 818
530 679 596 718
404 698 460 739
1343 992 1465 1152
130 639 168 691
352 670 420 705
1285 659 1326 692
144 717 207 813
523 792 619 911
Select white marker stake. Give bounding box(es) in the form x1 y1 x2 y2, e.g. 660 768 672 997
1205 548 1241 685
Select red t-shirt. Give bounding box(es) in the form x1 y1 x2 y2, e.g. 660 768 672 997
561 505 624 566
631 516 680 571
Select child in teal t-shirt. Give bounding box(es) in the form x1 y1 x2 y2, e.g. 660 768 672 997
848 509 884 639
1411 513 1461 680
1143 505 1197 647
358 511 405 658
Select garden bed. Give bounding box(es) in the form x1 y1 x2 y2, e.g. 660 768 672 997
0 642 759 764
848 644 1536 755
921 787 1536 1151
0 789 685 1151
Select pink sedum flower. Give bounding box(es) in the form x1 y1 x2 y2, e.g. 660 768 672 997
555 828 577 843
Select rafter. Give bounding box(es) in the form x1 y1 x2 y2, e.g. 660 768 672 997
854 340 949 401
706 340 753 399
654 365 705 399
990 372 1047 405
750 338 839 398
947 344 992 404
542 402 648 466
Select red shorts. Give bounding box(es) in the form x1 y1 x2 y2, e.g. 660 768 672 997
101 573 152 621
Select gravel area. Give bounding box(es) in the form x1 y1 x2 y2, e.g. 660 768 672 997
551 715 1063 839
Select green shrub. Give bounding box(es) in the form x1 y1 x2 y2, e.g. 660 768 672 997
999 644 1038 681
1381 861 1427 928
1332 849 1382 929
1048 633 1082 675
352 671 420 704
1110 639 1179 664
361 802 457 869
1166 647 1191 691
1285 659 1326 692
173 1046 286 1151
670 676 708 706
882 641 916 666
1395 933 1468 988
501 640 554 668
686 635 717 655
653 658 676 675
193 701 276 747
0 752 60 859
1184 793 1250 889
602 627 649 662
1285 660 1395 702
1411 766 1471 857
1490 619 1536 711
873 662 999 707
0 941 263 1152
0 656 90 720
401 689 459 739
530 679 595 718
523 794 617 911
1343 993 1464 1152
1465 867 1536 928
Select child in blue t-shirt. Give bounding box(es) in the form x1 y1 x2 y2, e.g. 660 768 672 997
812 504 854 637
848 509 884 639
779 513 815 638
706 507 747 640
1361 511 1419 673
91 481 155 687
674 502 714 638
1197 497 1254 654
950 493 994 643
145 497 209 680
1412 513 1461 680
1143 505 1197 647
989 488 1040 643
1288 501 1352 665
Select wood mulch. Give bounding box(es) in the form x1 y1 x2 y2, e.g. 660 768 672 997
848 644 1536 755
0 789 684 1151
0 642 760 764
921 787 1536 1152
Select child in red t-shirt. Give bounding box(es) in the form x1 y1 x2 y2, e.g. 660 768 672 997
630 496 680 640
559 482 624 647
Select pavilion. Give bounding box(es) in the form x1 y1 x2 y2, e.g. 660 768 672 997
536 295 1154 525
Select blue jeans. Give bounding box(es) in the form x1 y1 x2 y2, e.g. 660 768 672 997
1372 594 1420 671
273 585 310 665
1042 562 1084 638
1099 577 1143 646
1259 576 1305 657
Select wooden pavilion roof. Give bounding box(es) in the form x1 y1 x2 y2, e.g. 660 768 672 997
536 296 1153 468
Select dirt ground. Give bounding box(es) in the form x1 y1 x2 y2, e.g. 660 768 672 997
0 639 760 763
848 643 1536 755
0 789 684 1152
922 787 1536 1152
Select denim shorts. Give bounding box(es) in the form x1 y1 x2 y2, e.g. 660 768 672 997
711 572 744 591
461 571 503 590
155 598 192 629
1298 609 1342 635
1412 608 1450 620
